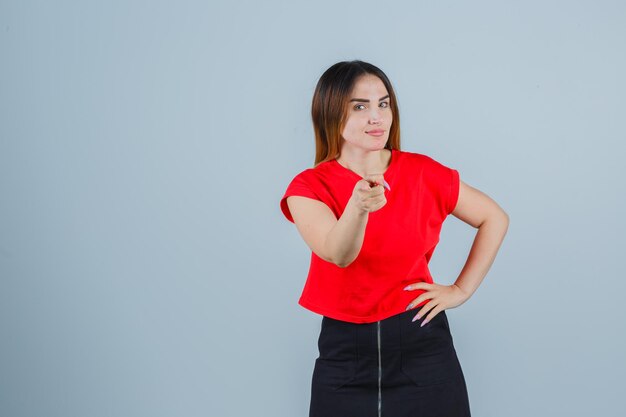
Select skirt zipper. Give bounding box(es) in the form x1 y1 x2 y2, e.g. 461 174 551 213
377 320 382 417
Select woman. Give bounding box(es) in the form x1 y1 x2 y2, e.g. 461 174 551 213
279 60 509 417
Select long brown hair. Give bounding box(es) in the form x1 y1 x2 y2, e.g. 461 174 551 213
311 60 401 167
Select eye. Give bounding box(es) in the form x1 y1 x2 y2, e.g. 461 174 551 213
353 101 390 111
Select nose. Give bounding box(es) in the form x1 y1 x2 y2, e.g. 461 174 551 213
369 109 383 124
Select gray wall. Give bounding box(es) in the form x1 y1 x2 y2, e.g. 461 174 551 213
1 1 624 416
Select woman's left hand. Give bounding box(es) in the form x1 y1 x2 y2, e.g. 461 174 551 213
403 282 470 326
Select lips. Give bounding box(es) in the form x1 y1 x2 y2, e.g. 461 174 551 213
367 129 385 137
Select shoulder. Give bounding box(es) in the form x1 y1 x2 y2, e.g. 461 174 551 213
394 149 448 172
283 168 316 196
287 164 325 186
397 150 458 192
291 159 338 185
282 159 341 198
290 167 315 181
280 162 338 223
398 149 438 164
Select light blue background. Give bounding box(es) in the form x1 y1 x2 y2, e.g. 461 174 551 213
1 1 624 416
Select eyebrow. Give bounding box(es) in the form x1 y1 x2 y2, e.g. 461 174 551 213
349 94 390 103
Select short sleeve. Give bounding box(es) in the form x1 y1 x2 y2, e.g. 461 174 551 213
425 156 460 218
279 171 322 223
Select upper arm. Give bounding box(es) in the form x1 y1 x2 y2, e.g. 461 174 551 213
451 180 509 227
286 196 337 263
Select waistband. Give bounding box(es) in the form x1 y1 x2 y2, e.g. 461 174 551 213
319 307 451 359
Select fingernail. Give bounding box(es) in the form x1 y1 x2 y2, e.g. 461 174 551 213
403 285 410 291
383 180 391 191
421 319 428 327
411 314 418 322
405 304 412 311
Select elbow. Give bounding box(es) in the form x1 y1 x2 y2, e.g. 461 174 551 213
503 211 510 233
333 255 355 269
334 257 351 268
323 234 359 268
500 209 510 226
479 206 509 228
486 209 510 233
323 235 353 268
475 212 509 232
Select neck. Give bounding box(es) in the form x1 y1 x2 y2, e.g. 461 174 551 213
336 148 391 177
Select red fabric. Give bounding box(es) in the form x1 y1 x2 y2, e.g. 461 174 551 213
279 149 460 323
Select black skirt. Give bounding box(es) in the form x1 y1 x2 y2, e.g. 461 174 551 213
309 307 471 417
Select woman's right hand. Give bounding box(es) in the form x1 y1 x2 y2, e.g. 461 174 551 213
350 174 388 213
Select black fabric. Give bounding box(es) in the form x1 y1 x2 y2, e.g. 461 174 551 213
309 308 471 417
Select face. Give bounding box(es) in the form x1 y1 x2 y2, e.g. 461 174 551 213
340 74 392 153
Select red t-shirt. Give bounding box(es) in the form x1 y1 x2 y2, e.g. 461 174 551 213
279 148 460 323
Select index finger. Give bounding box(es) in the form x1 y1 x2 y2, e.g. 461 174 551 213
363 175 391 191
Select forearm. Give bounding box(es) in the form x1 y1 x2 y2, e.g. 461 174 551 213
454 212 509 299
324 197 369 267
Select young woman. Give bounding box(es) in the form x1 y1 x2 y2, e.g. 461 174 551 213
279 60 509 417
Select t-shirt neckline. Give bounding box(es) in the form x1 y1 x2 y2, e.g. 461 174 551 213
332 148 396 180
